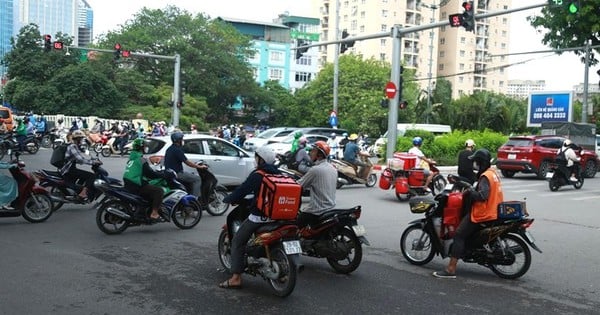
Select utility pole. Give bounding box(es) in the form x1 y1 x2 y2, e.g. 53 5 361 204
583 39 591 123
332 0 340 117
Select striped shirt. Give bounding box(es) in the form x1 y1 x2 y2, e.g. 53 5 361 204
60 143 94 175
297 159 337 215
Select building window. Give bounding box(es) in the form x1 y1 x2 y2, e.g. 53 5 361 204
459 63 465 70
441 26 446 31
440 38 445 45
351 20 357 30
439 51 445 57
270 51 284 62
269 68 283 80
501 43 506 49
438 64 444 71
499 81 504 87
295 72 312 82
502 18 507 25
502 30 507 37
460 37 465 44
360 25 365 32
296 56 312 66
459 76 464 83
361 11 365 18
380 53 386 61
381 24 387 32
382 10 388 17
459 50 465 57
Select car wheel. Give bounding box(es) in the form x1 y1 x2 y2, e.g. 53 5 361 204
500 170 515 178
537 161 550 179
583 160 597 178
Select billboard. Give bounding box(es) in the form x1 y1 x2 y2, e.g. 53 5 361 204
527 91 573 127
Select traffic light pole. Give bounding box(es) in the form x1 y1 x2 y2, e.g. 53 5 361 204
62 46 182 127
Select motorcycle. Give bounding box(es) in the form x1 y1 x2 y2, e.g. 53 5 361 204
89 130 111 153
274 153 310 196
399 174 542 279
93 169 202 234
101 133 128 157
299 206 370 274
0 152 53 223
330 155 377 188
34 159 122 211
546 161 583 191
217 199 301 297
195 162 229 216
379 153 447 201
0 132 40 155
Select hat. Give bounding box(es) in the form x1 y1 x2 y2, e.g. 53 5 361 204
465 139 475 147
348 133 359 141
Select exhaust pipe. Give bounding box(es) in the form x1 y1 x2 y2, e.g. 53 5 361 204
106 207 131 220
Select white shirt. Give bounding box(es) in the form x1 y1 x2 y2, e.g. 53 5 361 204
558 147 580 167
408 146 425 167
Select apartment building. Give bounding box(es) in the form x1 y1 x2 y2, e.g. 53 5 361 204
506 79 546 99
312 0 510 99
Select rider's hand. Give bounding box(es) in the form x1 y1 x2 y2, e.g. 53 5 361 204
197 164 208 169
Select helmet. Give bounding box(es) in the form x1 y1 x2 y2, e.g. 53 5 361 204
57 118 63 124
563 139 572 147
330 132 336 137
465 139 476 147
342 132 349 137
170 132 184 142
313 141 331 157
132 138 145 151
71 130 85 139
299 136 308 145
191 124 196 129
348 133 359 141
468 148 491 171
294 130 303 138
412 137 423 146
255 146 276 165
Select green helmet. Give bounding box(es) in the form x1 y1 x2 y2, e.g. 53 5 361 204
132 138 145 152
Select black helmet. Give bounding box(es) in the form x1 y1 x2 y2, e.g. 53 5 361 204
57 118 63 124
171 132 184 143
468 149 491 171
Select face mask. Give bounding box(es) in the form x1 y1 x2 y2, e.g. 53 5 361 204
472 161 479 171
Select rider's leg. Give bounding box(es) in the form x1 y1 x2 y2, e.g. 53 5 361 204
177 172 202 196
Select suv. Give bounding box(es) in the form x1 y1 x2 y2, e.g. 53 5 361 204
496 135 599 179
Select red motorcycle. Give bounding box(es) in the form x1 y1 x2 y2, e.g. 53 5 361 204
379 152 447 201
0 152 53 223
91 130 112 153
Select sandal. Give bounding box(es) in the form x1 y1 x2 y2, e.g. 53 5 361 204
218 279 242 289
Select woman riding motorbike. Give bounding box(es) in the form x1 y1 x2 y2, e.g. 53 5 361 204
60 130 102 201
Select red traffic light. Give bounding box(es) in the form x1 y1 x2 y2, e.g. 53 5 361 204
53 41 63 50
449 14 464 27
462 1 472 11
114 43 121 50
44 34 52 41
121 50 131 58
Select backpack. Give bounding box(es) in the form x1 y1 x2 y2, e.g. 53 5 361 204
555 148 567 165
256 171 302 220
50 143 69 168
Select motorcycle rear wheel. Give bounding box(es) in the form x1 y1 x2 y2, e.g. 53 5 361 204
26 142 40 154
206 188 229 216
365 174 377 187
400 225 435 265
93 143 104 153
101 148 112 157
489 234 531 279
21 193 53 223
268 247 297 297
326 228 363 274
217 229 232 272
430 175 447 195
96 200 130 235
171 202 202 229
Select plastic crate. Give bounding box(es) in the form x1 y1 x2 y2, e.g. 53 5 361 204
392 152 417 170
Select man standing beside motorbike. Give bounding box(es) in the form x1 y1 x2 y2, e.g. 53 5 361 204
60 130 102 201
163 132 207 198
408 137 436 193
343 133 371 178
218 146 280 289
558 139 580 182
296 141 337 228
457 139 476 184
123 138 165 221
433 148 504 279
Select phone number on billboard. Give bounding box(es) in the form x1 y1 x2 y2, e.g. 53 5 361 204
532 112 566 119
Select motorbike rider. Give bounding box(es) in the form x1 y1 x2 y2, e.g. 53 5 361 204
343 133 371 178
297 141 337 228
457 139 477 184
117 123 130 156
408 137 436 192
338 132 349 159
60 130 102 201
163 132 207 198
15 118 27 151
218 146 280 289
295 137 313 173
433 148 504 279
326 133 339 160
123 138 164 221
0 161 18 210
557 139 581 182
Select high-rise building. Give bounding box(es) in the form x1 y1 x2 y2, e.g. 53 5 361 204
0 0 17 79
311 0 510 99
506 79 546 99
77 0 92 47
17 0 79 44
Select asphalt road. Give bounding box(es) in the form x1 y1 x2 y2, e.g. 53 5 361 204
0 149 599 314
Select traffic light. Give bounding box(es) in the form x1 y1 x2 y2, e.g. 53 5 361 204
295 40 309 60
121 50 131 58
462 1 475 32
53 41 63 50
567 1 580 14
399 100 408 110
340 30 354 54
114 43 121 60
44 35 52 52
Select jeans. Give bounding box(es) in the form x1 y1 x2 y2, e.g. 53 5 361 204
177 171 202 196
230 219 263 274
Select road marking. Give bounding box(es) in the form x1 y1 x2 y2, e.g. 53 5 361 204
571 195 600 201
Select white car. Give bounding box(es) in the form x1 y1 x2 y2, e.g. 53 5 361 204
242 127 298 151
263 134 330 156
145 134 255 188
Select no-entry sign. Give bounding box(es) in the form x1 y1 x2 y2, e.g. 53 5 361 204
385 81 397 99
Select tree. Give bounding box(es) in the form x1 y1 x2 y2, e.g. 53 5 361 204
528 1 600 65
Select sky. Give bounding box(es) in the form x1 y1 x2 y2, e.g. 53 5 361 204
86 0 593 91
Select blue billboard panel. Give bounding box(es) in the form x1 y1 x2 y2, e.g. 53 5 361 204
527 91 573 127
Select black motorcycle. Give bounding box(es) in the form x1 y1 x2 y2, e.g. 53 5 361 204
195 162 229 216
399 175 542 279
547 162 583 191
299 206 370 274
0 132 39 158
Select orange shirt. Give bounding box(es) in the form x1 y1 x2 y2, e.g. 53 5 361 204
471 169 503 223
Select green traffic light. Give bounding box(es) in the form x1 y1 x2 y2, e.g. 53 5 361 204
568 3 578 14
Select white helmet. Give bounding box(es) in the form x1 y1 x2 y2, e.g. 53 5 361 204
563 139 572 147
465 139 475 147
255 146 276 165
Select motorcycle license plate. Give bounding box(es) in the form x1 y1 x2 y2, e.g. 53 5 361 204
352 224 367 237
545 172 554 179
524 231 536 243
283 240 302 255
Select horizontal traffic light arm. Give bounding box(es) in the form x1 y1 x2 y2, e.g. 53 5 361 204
59 46 177 61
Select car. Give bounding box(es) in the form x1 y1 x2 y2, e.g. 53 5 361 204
0 107 15 132
374 124 452 157
496 135 599 179
145 134 255 188
263 134 330 156
242 127 298 152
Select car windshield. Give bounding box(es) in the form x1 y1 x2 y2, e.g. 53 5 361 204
256 129 280 139
504 139 533 147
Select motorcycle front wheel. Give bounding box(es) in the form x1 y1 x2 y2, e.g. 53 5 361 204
93 142 104 153
217 229 232 272
548 177 560 191
26 141 40 154
400 225 435 265
267 247 297 297
41 136 52 148
171 202 202 229
573 177 584 189
489 234 531 279
326 228 363 274
101 148 112 157
206 188 229 216
96 200 130 235
365 174 377 187
21 193 53 223
430 175 447 195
